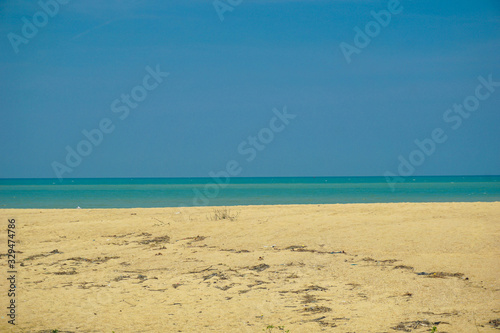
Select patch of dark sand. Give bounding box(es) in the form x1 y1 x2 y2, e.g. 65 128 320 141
285 245 346 255
64 256 119 264
53 269 77 275
302 305 332 314
392 320 444 332
489 318 500 329
249 263 270 272
24 249 61 261
138 234 170 245
220 248 250 253
394 265 414 271
362 257 399 264
416 271 464 279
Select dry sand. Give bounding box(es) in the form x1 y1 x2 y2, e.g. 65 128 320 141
0 202 499 332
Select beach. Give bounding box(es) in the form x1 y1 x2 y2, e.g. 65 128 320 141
1 202 499 332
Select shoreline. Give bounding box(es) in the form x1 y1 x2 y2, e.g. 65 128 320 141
1 202 499 332
1 200 499 210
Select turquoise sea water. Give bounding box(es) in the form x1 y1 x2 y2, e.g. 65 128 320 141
0 176 499 209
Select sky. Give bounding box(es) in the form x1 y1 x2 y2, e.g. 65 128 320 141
0 0 499 179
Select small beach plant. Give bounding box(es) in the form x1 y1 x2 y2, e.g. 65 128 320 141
210 207 239 221
430 326 437 333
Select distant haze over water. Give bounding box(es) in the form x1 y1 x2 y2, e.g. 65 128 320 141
0 176 499 209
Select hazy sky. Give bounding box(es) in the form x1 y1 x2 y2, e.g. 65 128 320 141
1 0 499 178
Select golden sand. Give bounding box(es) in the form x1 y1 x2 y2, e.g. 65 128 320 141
1 202 499 332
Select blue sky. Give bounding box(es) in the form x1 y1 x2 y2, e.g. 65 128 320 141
1 0 499 178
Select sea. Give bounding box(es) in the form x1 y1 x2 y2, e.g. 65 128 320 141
0 176 499 209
